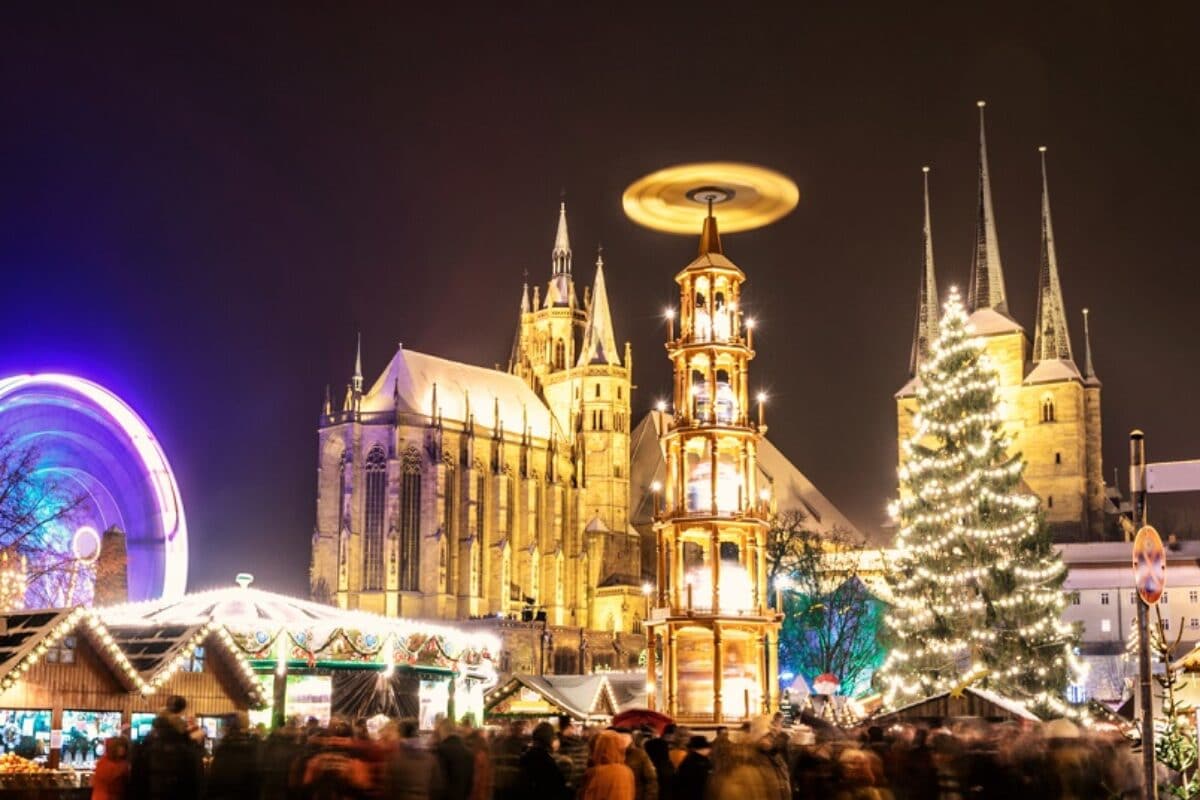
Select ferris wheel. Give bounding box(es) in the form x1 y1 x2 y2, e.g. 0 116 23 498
0 374 188 606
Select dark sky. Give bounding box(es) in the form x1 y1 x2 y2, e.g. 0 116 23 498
1 3 1197 596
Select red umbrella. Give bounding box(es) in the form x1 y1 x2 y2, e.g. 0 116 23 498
611 708 675 735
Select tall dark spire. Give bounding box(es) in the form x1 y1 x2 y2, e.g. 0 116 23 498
910 166 939 376
967 101 1009 314
1032 147 1073 362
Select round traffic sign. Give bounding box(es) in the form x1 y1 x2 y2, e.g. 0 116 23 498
1133 525 1166 605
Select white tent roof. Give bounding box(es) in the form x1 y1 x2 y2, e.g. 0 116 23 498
360 347 561 442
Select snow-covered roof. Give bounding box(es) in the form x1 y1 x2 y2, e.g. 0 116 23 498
1024 359 1082 385
485 674 618 720
965 308 1024 336
628 411 868 541
360 347 560 442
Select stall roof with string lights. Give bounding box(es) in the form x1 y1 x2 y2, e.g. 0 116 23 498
96 580 499 681
485 674 620 723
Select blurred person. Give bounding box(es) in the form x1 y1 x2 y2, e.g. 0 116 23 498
643 727 674 800
517 722 568 800
558 717 589 791
465 726 494 800
434 719 476 800
579 731 635 800
206 712 260 800
300 718 373 800
668 727 689 769
671 736 712 800
91 737 131 800
709 716 789 800
128 695 204 800
494 720 529 800
384 719 435 800
611 727 657 800
260 717 303 800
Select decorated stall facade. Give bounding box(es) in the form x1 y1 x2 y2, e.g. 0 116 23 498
485 675 619 725
99 582 498 728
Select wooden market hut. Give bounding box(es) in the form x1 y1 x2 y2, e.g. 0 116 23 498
485 674 618 725
0 609 145 767
869 687 1041 727
107 623 266 722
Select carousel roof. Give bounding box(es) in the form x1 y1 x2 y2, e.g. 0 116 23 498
98 584 500 654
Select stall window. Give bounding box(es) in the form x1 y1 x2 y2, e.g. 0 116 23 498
186 646 205 673
45 636 76 664
60 710 121 767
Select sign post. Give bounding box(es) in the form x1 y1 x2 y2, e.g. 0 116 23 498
1130 431 1157 800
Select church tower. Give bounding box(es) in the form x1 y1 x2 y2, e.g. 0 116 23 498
510 202 635 627
646 207 779 725
897 105 1106 540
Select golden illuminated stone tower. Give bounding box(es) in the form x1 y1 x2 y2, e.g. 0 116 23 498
645 202 779 725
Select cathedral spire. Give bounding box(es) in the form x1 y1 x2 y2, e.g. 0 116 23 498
1032 147 1073 362
967 101 1009 315
910 166 939 376
552 201 572 275
323 384 332 416
351 333 363 394
577 252 621 366
1082 307 1098 381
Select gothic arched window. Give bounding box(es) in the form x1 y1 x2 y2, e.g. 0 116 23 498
553 340 565 370
399 448 422 592
443 464 456 593
337 451 350 532
363 446 387 591
474 472 486 596
1041 395 1056 423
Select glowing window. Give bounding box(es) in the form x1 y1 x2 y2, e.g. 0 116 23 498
399 449 422 592
363 446 387 591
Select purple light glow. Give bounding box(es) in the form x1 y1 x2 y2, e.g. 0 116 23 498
0 374 188 602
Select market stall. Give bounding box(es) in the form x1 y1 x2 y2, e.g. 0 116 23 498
485 674 619 725
868 686 1041 727
99 579 499 728
0 609 145 792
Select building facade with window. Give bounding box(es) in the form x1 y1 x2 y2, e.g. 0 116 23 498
1060 541 1200 704
310 203 645 671
896 108 1110 541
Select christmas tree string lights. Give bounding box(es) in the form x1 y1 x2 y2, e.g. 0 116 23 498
878 287 1085 718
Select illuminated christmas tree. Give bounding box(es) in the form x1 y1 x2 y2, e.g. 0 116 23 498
878 287 1083 716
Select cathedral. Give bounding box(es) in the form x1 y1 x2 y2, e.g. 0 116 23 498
311 202 862 675
896 103 1114 541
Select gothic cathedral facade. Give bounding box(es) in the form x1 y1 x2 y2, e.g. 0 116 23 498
897 106 1108 541
310 204 647 673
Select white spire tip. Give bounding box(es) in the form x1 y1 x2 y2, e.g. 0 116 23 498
1038 145 1047 153
976 100 987 108
921 165 930 173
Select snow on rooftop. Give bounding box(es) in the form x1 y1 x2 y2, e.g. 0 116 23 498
1024 358 1082 385
965 308 1024 336
360 347 560 441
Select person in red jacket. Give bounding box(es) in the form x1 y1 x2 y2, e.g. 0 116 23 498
92 738 131 800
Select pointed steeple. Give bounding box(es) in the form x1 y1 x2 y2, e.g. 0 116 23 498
351 333 363 394
1082 308 1098 382
520 272 531 314
576 252 621 367
910 166 939 376
552 201 572 275
967 101 1009 315
323 384 332 416
1032 147 1074 362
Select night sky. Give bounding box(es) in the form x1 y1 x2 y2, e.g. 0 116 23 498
2 4 1197 596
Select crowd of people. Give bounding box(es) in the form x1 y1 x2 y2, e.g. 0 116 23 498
88 696 1146 800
